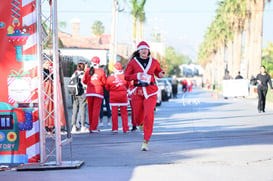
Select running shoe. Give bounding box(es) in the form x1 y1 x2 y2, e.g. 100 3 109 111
107 121 111 127
71 126 77 134
99 121 104 127
81 127 89 133
138 125 143 131
112 130 118 134
141 142 149 151
90 130 100 133
131 126 137 132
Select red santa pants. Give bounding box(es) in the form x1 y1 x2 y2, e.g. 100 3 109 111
87 96 102 131
111 105 129 132
131 93 157 142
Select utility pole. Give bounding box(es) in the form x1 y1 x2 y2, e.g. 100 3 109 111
109 0 118 63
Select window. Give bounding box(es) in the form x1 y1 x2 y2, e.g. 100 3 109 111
0 115 13 130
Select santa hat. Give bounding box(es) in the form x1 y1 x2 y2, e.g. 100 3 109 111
137 41 150 51
91 56 100 64
114 62 123 72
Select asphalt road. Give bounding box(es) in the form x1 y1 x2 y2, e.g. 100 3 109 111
1 87 273 181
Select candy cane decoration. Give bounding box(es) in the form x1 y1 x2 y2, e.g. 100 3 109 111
26 110 40 163
22 0 40 163
22 0 37 62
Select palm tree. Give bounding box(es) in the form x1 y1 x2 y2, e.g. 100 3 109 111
231 0 247 77
262 42 273 76
130 0 147 46
58 21 67 31
242 0 252 79
138 5 146 41
91 20 105 38
248 0 271 78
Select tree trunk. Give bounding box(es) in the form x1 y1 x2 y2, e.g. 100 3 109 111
217 45 225 86
244 17 251 79
233 30 243 78
249 0 265 77
211 55 216 87
252 0 264 76
244 0 252 79
140 22 144 40
227 40 233 74
132 16 137 48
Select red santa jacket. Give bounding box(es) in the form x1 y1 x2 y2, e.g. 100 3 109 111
124 57 164 99
82 67 106 98
105 73 129 106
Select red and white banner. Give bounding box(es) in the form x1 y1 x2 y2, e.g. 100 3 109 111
0 0 39 163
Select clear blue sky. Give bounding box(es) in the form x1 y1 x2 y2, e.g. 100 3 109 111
57 0 273 60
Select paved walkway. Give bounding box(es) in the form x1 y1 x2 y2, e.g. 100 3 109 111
1 87 273 181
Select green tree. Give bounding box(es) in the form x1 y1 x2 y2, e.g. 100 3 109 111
262 42 273 77
165 46 191 76
169 65 181 77
92 20 105 38
58 21 67 31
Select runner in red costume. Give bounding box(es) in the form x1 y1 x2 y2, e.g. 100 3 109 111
83 56 106 133
105 62 129 133
125 41 165 151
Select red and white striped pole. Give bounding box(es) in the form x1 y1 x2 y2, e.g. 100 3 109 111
22 0 40 163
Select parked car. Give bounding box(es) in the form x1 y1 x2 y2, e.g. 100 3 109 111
156 78 171 101
164 77 173 98
155 79 162 106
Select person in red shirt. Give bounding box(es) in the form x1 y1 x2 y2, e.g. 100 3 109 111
83 56 106 133
182 79 188 93
125 41 165 151
105 62 129 133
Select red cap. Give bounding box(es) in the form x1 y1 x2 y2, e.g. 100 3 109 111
91 56 100 64
114 62 123 71
137 41 150 51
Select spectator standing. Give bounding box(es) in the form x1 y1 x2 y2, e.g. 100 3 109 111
43 59 54 132
71 62 89 133
235 71 243 79
255 65 273 113
223 70 233 99
171 75 178 98
83 56 106 133
181 79 188 93
125 41 165 151
223 70 233 80
105 62 129 133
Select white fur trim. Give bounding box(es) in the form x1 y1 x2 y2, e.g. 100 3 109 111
137 45 149 50
145 57 152 74
86 93 104 99
115 71 123 75
134 57 152 74
128 87 137 95
110 103 128 106
143 88 158 99
134 58 145 72
137 72 141 80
